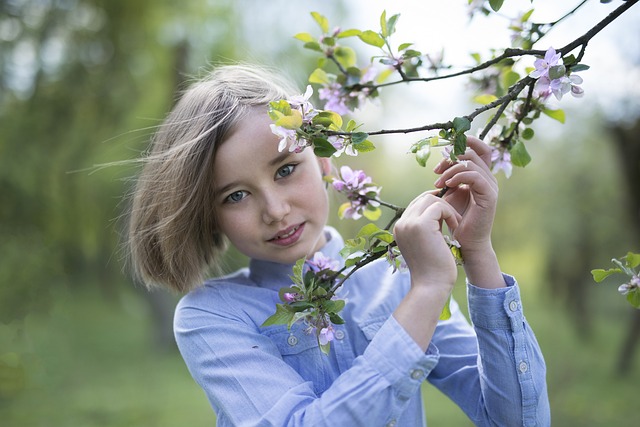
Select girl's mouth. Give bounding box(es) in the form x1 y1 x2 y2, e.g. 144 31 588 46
269 223 305 246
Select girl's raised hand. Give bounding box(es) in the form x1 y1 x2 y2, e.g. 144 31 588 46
433 136 498 256
393 192 462 290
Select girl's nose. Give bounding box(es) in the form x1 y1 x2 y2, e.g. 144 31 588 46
262 192 291 224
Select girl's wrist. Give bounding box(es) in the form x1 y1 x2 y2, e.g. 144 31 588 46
461 246 506 289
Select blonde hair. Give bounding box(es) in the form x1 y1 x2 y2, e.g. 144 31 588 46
128 64 300 292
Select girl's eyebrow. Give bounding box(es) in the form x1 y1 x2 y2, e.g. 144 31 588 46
268 151 294 167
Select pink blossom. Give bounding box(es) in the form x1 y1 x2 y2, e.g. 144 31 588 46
270 124 297 152
328 136 357 157
318 67 378 114
491 147 513 178
306 252 340 273
536 74 584 101
332 166 381 220
318 325 335 346
282 292 299 303
529 47 561 79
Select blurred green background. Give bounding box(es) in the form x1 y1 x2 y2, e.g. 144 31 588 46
1 0 639 426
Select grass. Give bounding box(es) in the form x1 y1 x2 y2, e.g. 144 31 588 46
1 275 637 426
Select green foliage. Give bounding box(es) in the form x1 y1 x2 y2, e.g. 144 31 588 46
592 253 640 309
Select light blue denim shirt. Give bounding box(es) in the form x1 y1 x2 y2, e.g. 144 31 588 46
174 227 550 426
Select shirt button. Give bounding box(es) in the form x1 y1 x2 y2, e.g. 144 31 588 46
519 361 529 373
287 335 298 346
386 420 397 427
334 330 345 340
509 300 519 312
410 369 424 380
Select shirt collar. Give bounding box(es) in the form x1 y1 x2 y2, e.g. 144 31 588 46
249 226 344 290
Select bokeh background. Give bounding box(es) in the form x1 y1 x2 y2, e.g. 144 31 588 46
1 0 639 426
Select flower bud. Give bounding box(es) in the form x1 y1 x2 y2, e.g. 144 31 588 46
548 64 566 80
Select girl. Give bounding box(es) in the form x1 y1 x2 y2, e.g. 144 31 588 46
128 65 550 426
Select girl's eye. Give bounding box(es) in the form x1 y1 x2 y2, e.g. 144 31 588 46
276 164 295 179
225 190 247 203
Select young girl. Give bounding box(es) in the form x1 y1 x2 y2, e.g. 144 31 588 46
128 65 550 426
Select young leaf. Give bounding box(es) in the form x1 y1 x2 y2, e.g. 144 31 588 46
452 116 471 133
380 10 388 38
591 268 623 282
261 304 295 327
624 252 640 268
313 137 338 158
363 207 382 221
309 68 331 85
510 140 532 167
627 290 640 309
473 94 498 105
358 30 385 48
439 294 452 320
454 133 467 156
352 139 376 153
294 33 315 43
334 46 357 68
337 29 362 38
542 107 566 124
311 12 329 33
489 0 505 12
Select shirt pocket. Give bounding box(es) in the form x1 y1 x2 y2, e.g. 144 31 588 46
358 316 388 341
262 325 326 394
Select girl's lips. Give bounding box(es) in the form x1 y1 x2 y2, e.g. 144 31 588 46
268 223 305 246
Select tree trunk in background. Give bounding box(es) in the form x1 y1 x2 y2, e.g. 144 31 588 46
610 119 640 375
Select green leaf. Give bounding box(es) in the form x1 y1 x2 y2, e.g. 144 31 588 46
591 268 623 282
624 252 640 268
452 116 471 133
323 299 346 313
274 110 303 130
351 132 369 144
470 52 482 64
313 137 338 157
453 133 467 156
473 94 498 105
292 258 305 282
570 64 590 72
294 32 315 43
510 140 532 167
380 10 388 37
416 147 431 167
521 128 535 140
329 312 345 325
313 111 343 128
363 207 382 221
261 304 295 327
439 294 452 320
521 9 534 22
345 119 357 132
308 68 331 85
398 42 413 51
352 139 376 153
334 46 357 68
542 107 566 124
386 14 400 37
358 30 385 48
319 341 331 355
311 12 329 33
627 290 640 309
303 42 323 53
489 0 505 12
337 29 361 38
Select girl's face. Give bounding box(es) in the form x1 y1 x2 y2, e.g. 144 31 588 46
213 106 332 264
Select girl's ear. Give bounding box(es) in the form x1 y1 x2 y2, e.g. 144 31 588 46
318 157 332 177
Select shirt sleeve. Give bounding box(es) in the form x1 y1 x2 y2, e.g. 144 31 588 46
174 288 438 427
427 274 550 427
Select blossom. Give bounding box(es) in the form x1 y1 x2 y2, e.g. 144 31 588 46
332 166 381 220
529 47 561 79
270 124 297 152
619 275 640 295
318 324 335 346
306 252 340 273
387 246 408 273
536 74 584 101
318 67 378 114
288 85 318 122
282 292 300 303
328 135 357 157
490 147 513 178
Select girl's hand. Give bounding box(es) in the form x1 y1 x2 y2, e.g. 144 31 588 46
393 192 462 290
433 136 498 256
433 136 505 288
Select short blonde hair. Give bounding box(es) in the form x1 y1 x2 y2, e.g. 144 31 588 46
127 64 299 292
